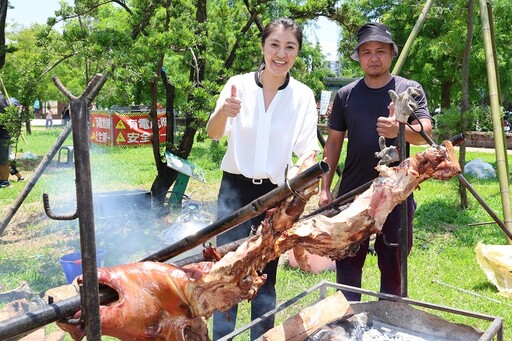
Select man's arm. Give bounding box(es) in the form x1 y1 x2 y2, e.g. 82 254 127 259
319 129 345 206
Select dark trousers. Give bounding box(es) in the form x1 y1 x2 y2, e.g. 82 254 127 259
336 195 416 301
213 172 278 340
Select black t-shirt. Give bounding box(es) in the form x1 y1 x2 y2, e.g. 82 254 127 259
328 76 431 196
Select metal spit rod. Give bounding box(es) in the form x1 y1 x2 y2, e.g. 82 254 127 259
415 129 512 240
398 122 408 298
142 160 329 262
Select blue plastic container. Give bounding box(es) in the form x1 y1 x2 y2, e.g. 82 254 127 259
59 249 107 284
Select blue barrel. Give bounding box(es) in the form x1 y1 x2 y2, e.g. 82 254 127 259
59 249 107 284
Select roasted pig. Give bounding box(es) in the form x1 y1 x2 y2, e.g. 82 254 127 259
58 143 460 340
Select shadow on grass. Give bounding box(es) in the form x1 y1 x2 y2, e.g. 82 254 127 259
414 198 503 247
472 280 499 293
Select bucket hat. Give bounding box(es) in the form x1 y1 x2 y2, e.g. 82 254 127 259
350 22 399 61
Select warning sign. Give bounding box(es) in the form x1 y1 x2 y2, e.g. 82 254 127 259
90 111 167 146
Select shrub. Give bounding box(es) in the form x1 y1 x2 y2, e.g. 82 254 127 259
433 105 499 141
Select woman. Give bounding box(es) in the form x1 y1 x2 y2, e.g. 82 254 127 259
45 105 54 129
206 17 320 340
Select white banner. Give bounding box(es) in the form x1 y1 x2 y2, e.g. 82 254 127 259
319 90 331 117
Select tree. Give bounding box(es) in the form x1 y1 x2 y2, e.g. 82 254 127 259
0 0 8 69
6 0 333 208
458 0 475 209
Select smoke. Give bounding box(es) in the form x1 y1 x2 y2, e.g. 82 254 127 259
38 142 167 281
93 190 160 266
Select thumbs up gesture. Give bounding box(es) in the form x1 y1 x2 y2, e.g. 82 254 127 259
222 84 241 118
376 102 399 138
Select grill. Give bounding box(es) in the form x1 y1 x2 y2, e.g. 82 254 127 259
221 281 503 341
93 189 152 219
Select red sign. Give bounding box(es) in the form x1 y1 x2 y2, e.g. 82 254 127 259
90 111 167 146
90 112 112 145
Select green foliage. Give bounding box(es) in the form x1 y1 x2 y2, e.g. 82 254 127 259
433 105 498 141
433 107 465 141
294 42 335 98
0 105 23 145
471 106 496 132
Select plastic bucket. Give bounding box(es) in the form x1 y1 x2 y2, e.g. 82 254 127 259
59 249 107 284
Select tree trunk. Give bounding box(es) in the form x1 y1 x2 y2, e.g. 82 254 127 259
149 0 207 209
149 66 180 208
458 0 475 209
440 81 453 109
0 0 7 69
149 2 179 208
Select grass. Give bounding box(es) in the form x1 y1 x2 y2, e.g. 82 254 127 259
1 126 511 340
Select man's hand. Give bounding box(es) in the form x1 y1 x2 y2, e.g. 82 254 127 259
318 188 333 207
376 102 399 138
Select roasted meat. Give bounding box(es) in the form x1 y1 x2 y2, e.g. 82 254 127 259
285 141 460 270
57 262 211 340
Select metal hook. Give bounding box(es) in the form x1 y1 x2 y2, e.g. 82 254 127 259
382 233 399 247
284 165 307 203
42 193 79 220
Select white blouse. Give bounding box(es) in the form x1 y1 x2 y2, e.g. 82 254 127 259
213 71 320 185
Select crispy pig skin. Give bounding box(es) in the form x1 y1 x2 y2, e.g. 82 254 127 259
57 262 211 340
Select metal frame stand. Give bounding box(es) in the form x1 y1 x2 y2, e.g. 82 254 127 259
222 280 504 341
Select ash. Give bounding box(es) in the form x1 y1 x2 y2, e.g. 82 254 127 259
309 312 446 341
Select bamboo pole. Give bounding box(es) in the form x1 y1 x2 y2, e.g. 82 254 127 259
487 3 509 174
392 0 435 75
478 0 512 243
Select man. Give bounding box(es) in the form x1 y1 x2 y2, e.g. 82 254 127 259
62 104 71 127
319 22 432 300
0 93 12 188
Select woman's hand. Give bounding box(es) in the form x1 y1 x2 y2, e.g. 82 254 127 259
221 84 241 118
206 84 241 139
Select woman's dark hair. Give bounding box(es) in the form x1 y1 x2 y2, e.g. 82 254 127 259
261 17 303 51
